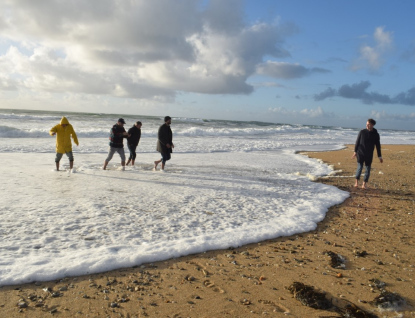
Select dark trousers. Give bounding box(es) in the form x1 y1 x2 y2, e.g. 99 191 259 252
161 151 171 164
355 161 371 182
128 144 137 161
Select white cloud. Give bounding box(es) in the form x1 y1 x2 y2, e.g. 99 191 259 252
2 45 175 100
374 26 393 50
268 106 291 115
359 46 381 70
353 26 394 72
371 110 415 121
269 106 333 118
300 106 328 118
0 0 297 100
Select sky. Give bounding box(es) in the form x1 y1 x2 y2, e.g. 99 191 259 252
0 0 414 130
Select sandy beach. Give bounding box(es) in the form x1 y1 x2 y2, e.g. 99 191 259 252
1 144 414 318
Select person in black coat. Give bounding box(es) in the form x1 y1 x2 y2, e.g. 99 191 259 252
126 121 142 166
352 118 383 188
153 116 174 172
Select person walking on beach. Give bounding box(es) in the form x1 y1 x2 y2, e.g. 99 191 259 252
50 116 79 172
102 118 129 170
153 116 174 172
352 118 383 189
126 121 142 166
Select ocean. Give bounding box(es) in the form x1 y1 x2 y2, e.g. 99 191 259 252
1 108 414 286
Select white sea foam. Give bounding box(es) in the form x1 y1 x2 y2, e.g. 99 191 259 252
0 109 414 286
0 152 348 285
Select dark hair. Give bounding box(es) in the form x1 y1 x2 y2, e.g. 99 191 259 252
136 121 142 125
367 118 376 125
164 116 171 122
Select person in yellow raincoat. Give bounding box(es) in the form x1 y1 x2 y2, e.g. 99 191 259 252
49 116 79 172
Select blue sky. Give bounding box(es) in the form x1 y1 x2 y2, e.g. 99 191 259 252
0 0 414 130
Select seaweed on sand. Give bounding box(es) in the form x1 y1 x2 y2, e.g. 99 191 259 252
334 301 378 318
371 290 406 310
287 282 332 310
323 250 346 269
319 300 378 318
368 278 386 290
287 282 379 318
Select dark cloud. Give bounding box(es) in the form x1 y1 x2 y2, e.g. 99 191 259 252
322 57 348 64
337 81 371 99
202 0 245 34
314 87 336 101
256 61 330 79
314 81 415 106
392 87 415 106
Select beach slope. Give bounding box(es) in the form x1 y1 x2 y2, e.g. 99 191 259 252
1 145 414 317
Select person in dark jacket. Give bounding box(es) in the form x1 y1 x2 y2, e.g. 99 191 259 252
153 116 174 172
126 121 142 166
352 118 383 188
102 118 129 170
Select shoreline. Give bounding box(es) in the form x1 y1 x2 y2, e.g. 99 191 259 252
1 144 414 317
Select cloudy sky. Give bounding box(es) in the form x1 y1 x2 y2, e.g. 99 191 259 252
1 0 414 130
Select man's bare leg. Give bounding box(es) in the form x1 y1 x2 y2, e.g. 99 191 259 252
154 160 161 170
354 179 358 187
70 161 74 169
103 161 108 170
131 160 135 166
362 182 367 189
161 162 165 171
56 162 60 171
126 159 131 166
121 161 126 170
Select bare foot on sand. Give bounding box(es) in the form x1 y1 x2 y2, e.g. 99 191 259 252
354 180 358 188
153 161 158 171
362 182 368 189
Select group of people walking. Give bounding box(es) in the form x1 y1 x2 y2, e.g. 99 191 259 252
49 116 174 173
50 116 382 188
102 118 143 171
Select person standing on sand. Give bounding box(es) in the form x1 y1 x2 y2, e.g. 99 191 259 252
352 118 383 189
50 116 79 172
153 116 174 172
102 118 129 170
126 121 142 166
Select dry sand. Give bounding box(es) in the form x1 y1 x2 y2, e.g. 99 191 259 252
1 145 414 318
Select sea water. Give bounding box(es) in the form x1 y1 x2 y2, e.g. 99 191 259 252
0 109 414 285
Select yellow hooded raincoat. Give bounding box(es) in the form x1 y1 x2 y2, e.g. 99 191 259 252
49 117 79 153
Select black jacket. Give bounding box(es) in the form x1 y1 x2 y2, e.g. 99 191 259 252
127 126 141 147
156 124 173 154
354 128 381 165
109 124 127 148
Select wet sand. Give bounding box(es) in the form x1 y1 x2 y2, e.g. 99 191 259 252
1 144 414 317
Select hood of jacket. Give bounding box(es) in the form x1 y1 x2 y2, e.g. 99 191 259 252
60 116 70 125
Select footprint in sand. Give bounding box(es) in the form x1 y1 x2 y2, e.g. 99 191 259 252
203 279 225 293
274 303 290 314
258 299 290 314
189 261 226 293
